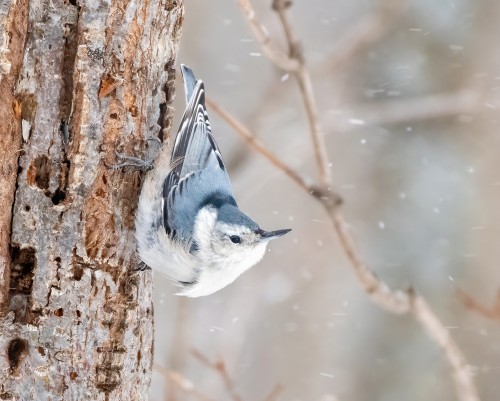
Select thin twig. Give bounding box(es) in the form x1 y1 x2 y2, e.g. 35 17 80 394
238 0 331 188
238 0 299 72
411 292 478 401
328 89 481 132
206 98 312 195
328 209 410 313
191 349 243 401
456 288 500 322
294 67 332 188
154 364 216 401
272 0 295 55
272 0 332 188
263 384 284 401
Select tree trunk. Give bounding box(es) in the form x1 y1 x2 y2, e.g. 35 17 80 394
0 0 183 400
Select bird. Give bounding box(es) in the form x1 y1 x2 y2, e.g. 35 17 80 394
134 65 291 297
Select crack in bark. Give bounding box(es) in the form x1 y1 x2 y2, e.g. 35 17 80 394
0 0 30 316
157 59 176 142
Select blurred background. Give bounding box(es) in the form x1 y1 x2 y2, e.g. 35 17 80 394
150 1 500 400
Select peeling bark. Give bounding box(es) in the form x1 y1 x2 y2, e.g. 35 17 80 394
0 0 184 400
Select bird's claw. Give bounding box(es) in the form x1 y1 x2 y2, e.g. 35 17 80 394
131 261 151 272
106 149 154 172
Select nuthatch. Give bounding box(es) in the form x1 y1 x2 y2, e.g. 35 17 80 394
134 65 291 297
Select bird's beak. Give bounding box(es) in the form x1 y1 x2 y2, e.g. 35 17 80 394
256 228 292 242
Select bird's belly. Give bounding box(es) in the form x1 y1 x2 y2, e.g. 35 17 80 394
178 243 267 297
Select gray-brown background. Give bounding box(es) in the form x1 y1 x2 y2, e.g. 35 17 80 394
150 1 500 400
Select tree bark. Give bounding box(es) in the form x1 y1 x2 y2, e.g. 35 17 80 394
0 0 183 400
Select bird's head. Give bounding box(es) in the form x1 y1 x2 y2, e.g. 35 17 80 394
193 203 291 269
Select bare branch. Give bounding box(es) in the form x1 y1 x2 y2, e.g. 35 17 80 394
238 0 299 72
410 292 479 401
271 0 332 188
272 0 296 56
154 364 216 401
295 67 332 187
263 384 284 401
328 209 410 313
457 288 500 322
191 349 243 401
206 98 312 195
329 90 482 132
238 0 332 188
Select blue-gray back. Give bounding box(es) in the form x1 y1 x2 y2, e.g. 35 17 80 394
163 65 235 243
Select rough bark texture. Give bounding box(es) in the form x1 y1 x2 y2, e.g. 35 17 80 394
0 0 183 400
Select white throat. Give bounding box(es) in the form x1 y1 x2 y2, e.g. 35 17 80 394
178 207 267 297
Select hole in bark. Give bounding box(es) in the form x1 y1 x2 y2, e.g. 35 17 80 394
60 120 71 144
24 205 30 212
157 103 167 142
165 0 179 11
51 188 66 205
76 309 81 318
137 350 141 363
10 245 36 289
73 264 83 281
54 308 64 317
128 105 138 117
37 346 45 356
9 245 36 323
69 371 78 380
27 155 51 190
54 159 70 206
7 338 28 372
109 113 118 119
59 16 78 124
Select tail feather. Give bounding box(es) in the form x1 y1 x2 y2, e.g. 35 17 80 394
167 64 229 183
180 64 197 105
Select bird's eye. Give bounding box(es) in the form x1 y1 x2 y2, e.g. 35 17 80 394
229 235 241 244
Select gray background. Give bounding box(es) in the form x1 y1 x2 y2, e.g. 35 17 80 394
150 1 500 400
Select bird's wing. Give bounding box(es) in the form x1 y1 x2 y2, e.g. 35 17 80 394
172 65 228 178
162 65 234 243
163 165 234 246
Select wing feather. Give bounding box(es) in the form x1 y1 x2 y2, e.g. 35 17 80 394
162 65 233 245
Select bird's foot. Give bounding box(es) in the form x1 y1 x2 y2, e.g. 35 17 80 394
131 261 152 272
106 148 154 172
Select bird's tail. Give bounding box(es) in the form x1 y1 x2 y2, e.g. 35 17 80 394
180 64 198 105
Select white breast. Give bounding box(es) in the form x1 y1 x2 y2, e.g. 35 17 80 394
178 241 267 297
